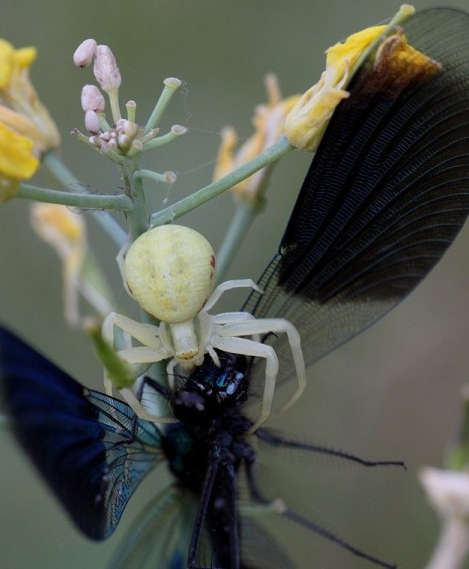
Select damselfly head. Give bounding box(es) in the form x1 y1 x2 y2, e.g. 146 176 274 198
170 353 249 425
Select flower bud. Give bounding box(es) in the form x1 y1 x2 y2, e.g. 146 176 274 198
171 124 187 136
122 120 138 138
125 100 136 122
163 77 182 89
81 84 105 112
93 45 121 92
84 110 100 134
118 133 131 151
73 39 97 68
164 171 177 184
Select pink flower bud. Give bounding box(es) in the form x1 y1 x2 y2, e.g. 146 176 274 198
73 39 97 68
93 45 121 92
81 85 105 112
84 110 100 134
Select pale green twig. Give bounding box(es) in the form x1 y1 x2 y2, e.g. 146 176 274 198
151 136 294 226
18 184 133 211
42 151 127 246
145 77 182 133
215 202 259 284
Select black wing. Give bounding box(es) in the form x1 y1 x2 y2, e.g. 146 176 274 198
0 326 164 540
244 8 469 382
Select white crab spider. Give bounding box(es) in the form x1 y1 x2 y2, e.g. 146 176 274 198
102 225 307 431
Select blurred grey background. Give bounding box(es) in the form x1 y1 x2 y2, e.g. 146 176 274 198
1 0 469 568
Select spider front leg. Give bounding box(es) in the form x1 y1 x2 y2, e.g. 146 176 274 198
101 312 176 424
216 317 307 424
203 278 262 312
210 335 279 433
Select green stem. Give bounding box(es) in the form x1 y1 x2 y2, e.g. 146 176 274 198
42 152 127 246
134 169 169 185
351 5 416 84
18 184 133 211
122 164 149 241
215 201 258 284
151 136 294 226
107 88 122 124
145 78 182 133
141 127 186 153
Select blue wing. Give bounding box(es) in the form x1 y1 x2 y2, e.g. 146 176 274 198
244 8 469 385
0 326 164 540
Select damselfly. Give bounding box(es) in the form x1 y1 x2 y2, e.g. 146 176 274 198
2 6 469 569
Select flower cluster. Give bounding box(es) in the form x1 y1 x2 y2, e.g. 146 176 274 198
0 39 59 202
73 39 186 160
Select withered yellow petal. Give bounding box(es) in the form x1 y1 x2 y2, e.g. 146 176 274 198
373 30 441 82
0 122 39 180
31 202 85 248
326 25 387 74
14 46 37 69
0 39 14 89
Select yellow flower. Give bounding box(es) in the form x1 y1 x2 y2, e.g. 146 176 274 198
0 39 60 200
213 74 300 205
30 203 87 327
285 24 387 152
30 203 114 328
0 40 36 88
285 6 422 152
0 123 39 202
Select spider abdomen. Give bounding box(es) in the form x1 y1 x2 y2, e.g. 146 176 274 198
124 225 216 323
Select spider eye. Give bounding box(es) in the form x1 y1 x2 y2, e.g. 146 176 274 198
124 225 216 323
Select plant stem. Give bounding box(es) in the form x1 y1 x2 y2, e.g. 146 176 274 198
18 184 133 211
351 5 416 83
425 518 469 569
215 201 259 284
150 136 294 226
123 164 149 241
145 78 182 133
134 169 170 185
42 151 127 246
141 127 186 153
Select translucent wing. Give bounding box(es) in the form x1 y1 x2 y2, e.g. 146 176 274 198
0 326 164 540
106 485 197 569
239 517 294 569
244 8 469 384
107 484 293 569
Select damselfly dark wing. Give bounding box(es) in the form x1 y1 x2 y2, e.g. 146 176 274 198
0 326 164 540
244 8 469 386
106 483 294 569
